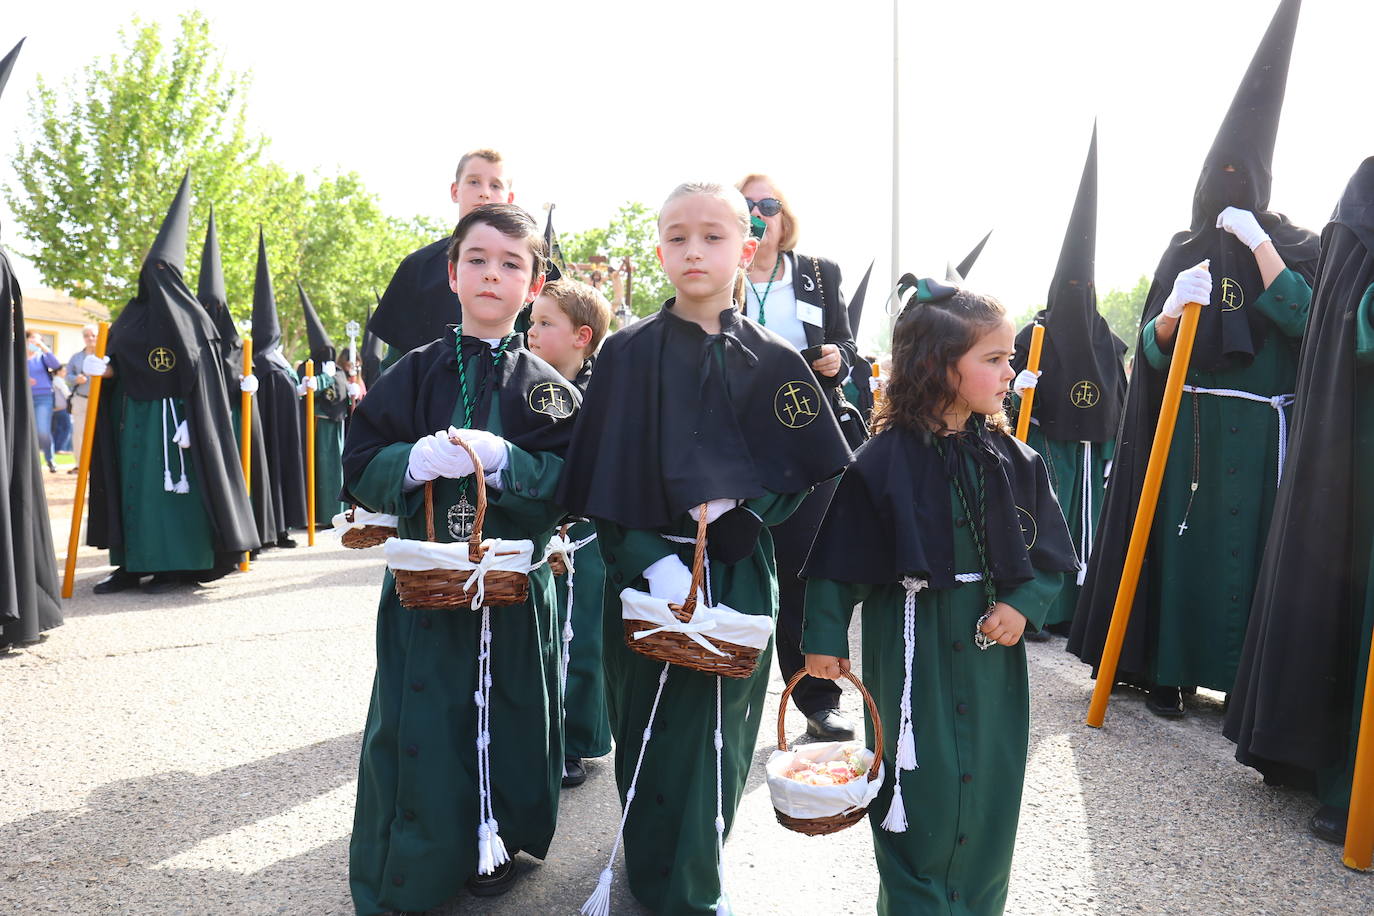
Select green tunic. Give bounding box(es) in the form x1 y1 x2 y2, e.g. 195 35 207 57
311 415 346 523
1021 427 1114 627
597 489 805 916
554 519 611 760
107 394 215 573
1138 268 1310 690
803 472 1062 916
347 404 566 916
1316 283 1374 808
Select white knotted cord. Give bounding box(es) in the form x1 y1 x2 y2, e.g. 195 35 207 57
580 663 671 916
159 399 190 494
556 532 599 696
713 675 730 916
1078 441 1093 586
881 576 928 833
1180 385 1295 489
473 605 509 875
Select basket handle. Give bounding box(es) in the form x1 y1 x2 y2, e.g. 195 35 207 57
420 434 488 563
777 669 884 783
676 505 710 621
346 505 357 524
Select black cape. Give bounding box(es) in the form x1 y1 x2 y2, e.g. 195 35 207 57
556 301 853 529
197 209 278 548
342 327 579 508
366 235 459 355
802 423 1077 589
88 173 258 561
1223 158 1374 776
1012 125 1127 443
362 298 385 388
1068 0 1318 674
250 231 307 532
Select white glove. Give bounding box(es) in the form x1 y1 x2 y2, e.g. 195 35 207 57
689 498 740 524
172 420 190 449
1013 369 1040 396
450 427 510 482
406 430 479 484
643 554 697 604
304 375 318 391
1216 207 1271 251
83 354 110 376
1162 261 1211 319
346 382 362 399
321 360 336 379
239 374 259 394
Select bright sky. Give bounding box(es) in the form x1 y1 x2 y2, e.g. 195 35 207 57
4 0 1371 350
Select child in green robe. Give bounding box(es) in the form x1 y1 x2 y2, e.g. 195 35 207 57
557 182 852 915
344 204 580 914
526 278 615 786
803 280 1076 916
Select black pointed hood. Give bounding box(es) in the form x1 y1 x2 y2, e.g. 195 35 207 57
847 259 874 334
197 207 241 386
105 170 211 399
251 230 291 373
1332 158 1374 257
1014 123 1126 443
1192 0 1301 227
298 282 335 364
361 296 385 388
0 38 23 102
953 231 992 282
542 205 564 282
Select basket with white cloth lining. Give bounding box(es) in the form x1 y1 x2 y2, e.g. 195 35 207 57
335 506 399 549
621 506 771 678
384 434 535 609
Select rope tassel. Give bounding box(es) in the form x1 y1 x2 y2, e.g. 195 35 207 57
883 577 926 833
881 778 909 833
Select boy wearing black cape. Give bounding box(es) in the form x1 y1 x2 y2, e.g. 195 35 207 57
344 204 577 912
1069 0 1320 717
1224 158 1374 844
87 173 258 592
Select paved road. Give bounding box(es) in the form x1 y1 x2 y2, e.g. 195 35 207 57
2 533 1369 914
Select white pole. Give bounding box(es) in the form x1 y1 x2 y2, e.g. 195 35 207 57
890 0 900 335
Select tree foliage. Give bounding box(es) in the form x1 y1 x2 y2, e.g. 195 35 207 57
4 12 441 360
561 201 673 316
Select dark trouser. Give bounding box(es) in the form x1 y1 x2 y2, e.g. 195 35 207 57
31 392 54 467
771 478 841 716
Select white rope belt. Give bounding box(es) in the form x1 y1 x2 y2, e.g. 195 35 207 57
549 530 600 701
1078 441 1093 586
1181 385 1295 489
954 572 983 583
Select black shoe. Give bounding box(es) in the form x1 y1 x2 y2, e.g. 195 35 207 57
1309 805 1349 844
141 572 183 594
1024 627 1052 643
276 535 298 548
804 708 856 741
46 463 57 473
562 757 587 788
93 568 143 594
1146 685 1184 718
67 467 79 475
466 855 518 897
190 562 237 584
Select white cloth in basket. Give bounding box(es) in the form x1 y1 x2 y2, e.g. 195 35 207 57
331 509 400 532
385 537 537 609
620 588 773 655
766 742 884 819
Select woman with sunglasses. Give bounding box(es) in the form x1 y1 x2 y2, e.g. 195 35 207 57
736 172 863 741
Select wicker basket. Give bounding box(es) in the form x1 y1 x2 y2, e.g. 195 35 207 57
772 670 884 836
548 523 571 576
622 507 762 679
391 435 530 610
340 506 396 549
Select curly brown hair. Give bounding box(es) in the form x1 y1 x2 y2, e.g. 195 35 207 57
872 288 1012 436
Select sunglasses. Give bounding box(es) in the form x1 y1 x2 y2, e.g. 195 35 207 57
745 197 782 217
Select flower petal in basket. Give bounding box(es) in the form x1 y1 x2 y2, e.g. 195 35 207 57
386 537 536 609
620 588 773 656
766 743 884 820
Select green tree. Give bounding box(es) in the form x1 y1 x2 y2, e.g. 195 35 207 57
561 201 672 316
6 12 262 306
1098 274 1151 359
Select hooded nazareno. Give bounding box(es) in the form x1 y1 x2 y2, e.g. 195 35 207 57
250 231 307 533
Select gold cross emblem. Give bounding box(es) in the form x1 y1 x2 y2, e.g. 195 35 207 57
1070 380 1101 409
528 382 573 419
1219 277 1245 312
147 347 176 372
1016 506 1038 549
774 380 820 428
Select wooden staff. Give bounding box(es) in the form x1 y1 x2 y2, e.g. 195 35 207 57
1014 323 1046 442
871 361 884 413
305 358 316 546
239 338 253 572
62 321 109 599
1342 639 1374 870
1086 294 1204 728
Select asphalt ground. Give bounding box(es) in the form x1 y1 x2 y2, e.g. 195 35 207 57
2 514 1370 915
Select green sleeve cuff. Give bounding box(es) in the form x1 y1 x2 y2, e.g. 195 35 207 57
743 486 815 527
1141 318 1170 372
594 522 676 590
802 578 859 658
997 568 1064 633
349 442 425 518
484 445 566 532
1356 285 1374 365
1253 268 1312 338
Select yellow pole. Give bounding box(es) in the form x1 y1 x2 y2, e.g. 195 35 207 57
871 361 884 413
1014 323 1046 442
62 321 109 599
305 358 316 546
1086 295 1204 728
1342 638 1374 870
239 338 253 572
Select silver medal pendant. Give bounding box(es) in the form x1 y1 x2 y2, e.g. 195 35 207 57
447 494 476 540
974 610 997 651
